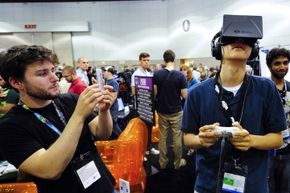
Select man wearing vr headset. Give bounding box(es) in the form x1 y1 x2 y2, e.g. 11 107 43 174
182 15 285 193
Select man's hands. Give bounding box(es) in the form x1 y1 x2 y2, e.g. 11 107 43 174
230 122 252 151
198 123 221 148
74 84 115 121
198 122 252 151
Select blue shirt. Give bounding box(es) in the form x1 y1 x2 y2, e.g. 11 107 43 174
106 78 119 121
181 75 286 193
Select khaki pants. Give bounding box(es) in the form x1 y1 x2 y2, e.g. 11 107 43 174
158 111 183 169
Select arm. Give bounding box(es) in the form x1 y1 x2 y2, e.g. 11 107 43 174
19 84 108 179
181 88 187 99
0 103 15 114
154 84 157 97
88 84 115 139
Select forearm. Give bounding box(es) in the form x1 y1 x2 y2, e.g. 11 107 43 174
0 103 14 113
89 110 112 139
183 132 203 149
20 113 85 179
250 132 283 150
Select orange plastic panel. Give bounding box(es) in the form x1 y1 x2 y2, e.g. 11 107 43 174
0 182 38 193
95 118 148 192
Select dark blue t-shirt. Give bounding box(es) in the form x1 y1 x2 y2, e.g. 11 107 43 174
181 75 286 193
153 69 187 114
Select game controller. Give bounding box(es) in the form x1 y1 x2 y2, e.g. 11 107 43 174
214 126 239 134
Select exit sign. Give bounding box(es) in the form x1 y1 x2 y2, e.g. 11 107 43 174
24 24 37 29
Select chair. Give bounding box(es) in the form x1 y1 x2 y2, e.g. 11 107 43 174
0 182 38 193
95 118 148 193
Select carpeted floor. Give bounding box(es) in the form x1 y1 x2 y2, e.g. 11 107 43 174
144 146 196 193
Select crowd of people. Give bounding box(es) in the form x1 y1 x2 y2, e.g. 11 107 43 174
0 14 289 193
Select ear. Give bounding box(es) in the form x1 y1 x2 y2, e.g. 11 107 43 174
8 77 23 91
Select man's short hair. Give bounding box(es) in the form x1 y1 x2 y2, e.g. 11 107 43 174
266 48 290 67
62 65 76 74
139 52 150 60
0 45 53 87
163 49 175 63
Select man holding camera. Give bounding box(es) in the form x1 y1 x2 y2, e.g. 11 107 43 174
182 15 285 193
0 45 116 193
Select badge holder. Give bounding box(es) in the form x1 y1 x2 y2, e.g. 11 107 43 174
222 158 248 193
71 151 101 190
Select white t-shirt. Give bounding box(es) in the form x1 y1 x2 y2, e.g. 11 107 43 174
131 68 152 87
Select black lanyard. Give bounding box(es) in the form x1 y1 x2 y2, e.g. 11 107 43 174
214 71 249 125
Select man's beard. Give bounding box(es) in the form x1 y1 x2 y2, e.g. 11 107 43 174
25 86 60 100
271 69 287 79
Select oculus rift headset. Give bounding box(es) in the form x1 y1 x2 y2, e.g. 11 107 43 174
211 14 263 60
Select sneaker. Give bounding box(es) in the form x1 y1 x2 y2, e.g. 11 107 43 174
145 151 150 155
144 157 147 161
150 148 160 155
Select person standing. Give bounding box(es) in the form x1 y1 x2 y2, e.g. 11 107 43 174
76 57 90 86
0 45 116 193
154 49 187 170
182 15 285 193
266 47 290 193
131 52 159 155
103 66 121 139
62 65 87 95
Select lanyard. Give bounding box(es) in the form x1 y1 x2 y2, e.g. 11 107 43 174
279 80 287 105
20 101 66 136
214 71 249 125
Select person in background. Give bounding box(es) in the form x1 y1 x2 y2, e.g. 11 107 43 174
180 65 199 89
266 47 290 193
76 57 90 86
182 17 284 192
103 66 121 139
62 65 87 95
0 45 116 193
0 75 19 118
131 52 159 155
87 66 96 86
154 49 187 170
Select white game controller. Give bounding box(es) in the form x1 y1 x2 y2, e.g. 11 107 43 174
214 126 239 134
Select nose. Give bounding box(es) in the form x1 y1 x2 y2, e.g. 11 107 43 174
51 72 60 81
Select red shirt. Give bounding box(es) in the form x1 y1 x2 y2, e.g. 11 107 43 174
68 77 87 95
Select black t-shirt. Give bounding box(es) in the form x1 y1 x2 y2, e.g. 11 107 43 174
0 94 115 193
153 69 187 114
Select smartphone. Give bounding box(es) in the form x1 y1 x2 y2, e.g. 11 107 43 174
95 69 104 91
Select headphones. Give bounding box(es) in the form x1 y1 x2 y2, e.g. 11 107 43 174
211 31 260 61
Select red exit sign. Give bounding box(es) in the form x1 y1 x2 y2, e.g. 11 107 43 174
24 24 37 29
